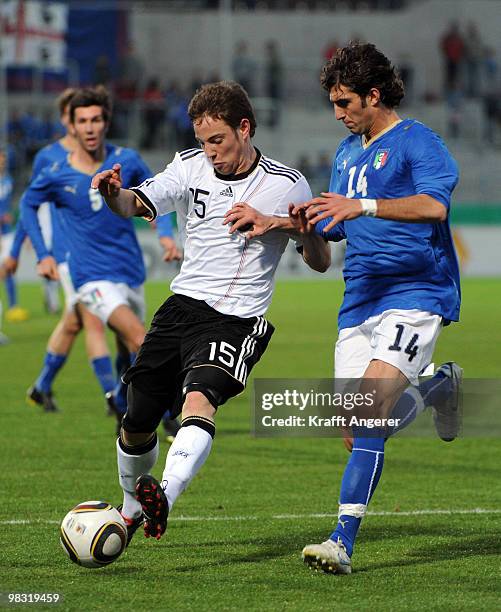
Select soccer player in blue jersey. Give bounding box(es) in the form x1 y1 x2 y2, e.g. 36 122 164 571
21 87 179 426
4 89 116 412
226 42 462 575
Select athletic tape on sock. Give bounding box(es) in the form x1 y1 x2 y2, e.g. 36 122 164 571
338 503 367 519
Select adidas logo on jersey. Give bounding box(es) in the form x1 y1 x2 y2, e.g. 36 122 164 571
219 186 233 198
64 185 77 194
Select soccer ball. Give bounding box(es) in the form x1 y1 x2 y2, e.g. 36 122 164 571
60 501 127 569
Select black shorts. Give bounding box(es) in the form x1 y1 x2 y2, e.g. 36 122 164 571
122 294 274 431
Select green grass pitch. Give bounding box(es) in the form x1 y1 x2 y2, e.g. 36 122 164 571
1 279 500 611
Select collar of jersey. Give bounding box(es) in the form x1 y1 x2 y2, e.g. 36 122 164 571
213 148 262 182
362 119 403 149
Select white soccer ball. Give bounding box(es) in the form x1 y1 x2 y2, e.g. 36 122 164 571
60 501 127 569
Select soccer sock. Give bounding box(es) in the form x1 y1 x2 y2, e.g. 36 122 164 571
330 435 385 557
34 351 67 393
418 369 453 407
114 352 136 414
161 416 215 509
5 275 17 308
386 385 426 436
90 355 115 396
117 434 159 519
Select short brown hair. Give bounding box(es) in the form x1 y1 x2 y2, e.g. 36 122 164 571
69 86 112 123
320 42 404 108
188 81 257 137
57 88 77 116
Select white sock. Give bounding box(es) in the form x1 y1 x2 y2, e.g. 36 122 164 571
117 435 159 519
161 420 214 510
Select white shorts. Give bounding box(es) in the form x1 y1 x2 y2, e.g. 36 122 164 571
78 281 145 324
0 230 13 261
57 262 79 312
334 309 442 384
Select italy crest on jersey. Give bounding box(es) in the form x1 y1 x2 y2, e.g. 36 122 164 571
373 149 389 170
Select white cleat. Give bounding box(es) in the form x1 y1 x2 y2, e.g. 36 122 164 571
302 538 352 575
432 362 463 442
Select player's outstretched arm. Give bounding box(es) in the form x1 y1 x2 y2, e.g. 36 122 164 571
223 202 295 238
302 193 447 233
289 204 331 273
91 164 149 219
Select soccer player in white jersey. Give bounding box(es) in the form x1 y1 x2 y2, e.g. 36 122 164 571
226 43 462 575
92 80 330 543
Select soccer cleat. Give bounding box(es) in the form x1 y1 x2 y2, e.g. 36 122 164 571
302 538 352 575
135 474 169 540
0 332 9 345
26 385 60 412
5 306 30 323
162 417 181 444
117 504 144 547
431 362 463 442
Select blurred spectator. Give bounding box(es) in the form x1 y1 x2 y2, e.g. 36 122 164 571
94 55 112 86
446 84 463 139
483 46 498 85
167 85 195 151
397 54 414 104
297 154 313 181
314 152 332 185
189 73 204 96
117 43 144 98
231 41 257 96
464 22 483 98
323 39 340 61
140 78 166 150
264 40 284 127
440 21 465 93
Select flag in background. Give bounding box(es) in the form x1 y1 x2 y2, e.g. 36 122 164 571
0 0 68 69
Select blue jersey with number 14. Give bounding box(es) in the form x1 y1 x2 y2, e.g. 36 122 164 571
22 144 150 289
317 119 461 330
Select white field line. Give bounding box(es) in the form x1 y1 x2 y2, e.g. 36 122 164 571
2 508 501 526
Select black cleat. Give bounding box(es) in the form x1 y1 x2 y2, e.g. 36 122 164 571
135 474 169 540
117 504 144 547
27 385 60 412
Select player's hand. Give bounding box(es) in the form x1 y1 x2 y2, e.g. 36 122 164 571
159 236 182 262
288 203 316 235
223 202 272 238
37 255 59 281
91 163 122 199
297 193 363 232
3 255 18 275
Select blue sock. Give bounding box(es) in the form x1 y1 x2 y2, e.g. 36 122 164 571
5 275 17 308
386 386 426 436
35 352 67 393
418 370 452 407
330 435 385 557
114 352 135 414
90 356 115 395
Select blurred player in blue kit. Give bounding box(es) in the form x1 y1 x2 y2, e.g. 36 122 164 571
226 42 463 574
20 86 180 431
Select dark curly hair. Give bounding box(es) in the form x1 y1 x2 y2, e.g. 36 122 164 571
69 85 112 123
320 42 404 108
188 81 257 137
